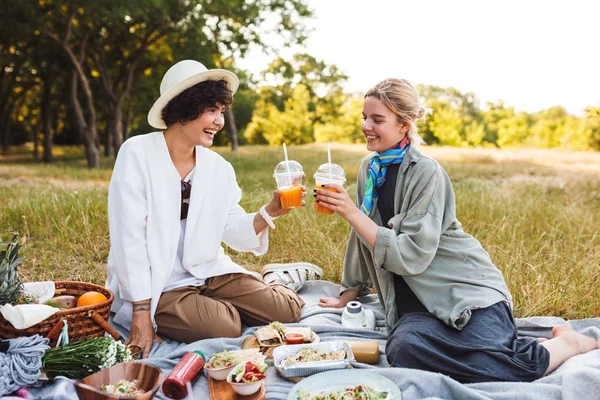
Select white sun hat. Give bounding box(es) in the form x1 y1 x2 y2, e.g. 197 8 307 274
147 60 240 129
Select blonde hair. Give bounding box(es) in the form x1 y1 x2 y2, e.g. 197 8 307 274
365 78 427 146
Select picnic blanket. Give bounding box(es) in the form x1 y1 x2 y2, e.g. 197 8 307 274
28 281 600 400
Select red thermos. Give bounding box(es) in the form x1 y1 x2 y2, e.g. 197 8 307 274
162 350 206 399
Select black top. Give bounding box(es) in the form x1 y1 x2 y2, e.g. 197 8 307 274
376 163 428 319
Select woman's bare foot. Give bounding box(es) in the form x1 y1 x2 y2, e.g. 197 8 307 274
551 324 600 353
541 324 600 375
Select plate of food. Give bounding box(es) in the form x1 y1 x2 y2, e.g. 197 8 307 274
273 341 353 379
243 322 320 359
255 322 319 346
287 369 401 400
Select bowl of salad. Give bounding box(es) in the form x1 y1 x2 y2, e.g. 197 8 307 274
205 348 263 381
74 362 162 400
205 349 240 380
226 360 268 396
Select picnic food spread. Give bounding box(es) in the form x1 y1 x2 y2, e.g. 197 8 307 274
285 332 305 345
254 321 315 346
255 321 287 345
100 379 145 395
0 236 396 399
206 349 240 369
206 348 264 373
296 384 390 399
231 361 268 384
280 347 346 366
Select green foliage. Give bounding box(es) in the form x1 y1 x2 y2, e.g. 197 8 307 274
0 233 30 305
1 0 315 154
529 106 568 148
429 106 466 146
259 84 314 145
418 85 483 146
42 336 134 379
582 107 600 150
245 53 349 144
562 115 589 150
497 111 531 148
314 96 365 144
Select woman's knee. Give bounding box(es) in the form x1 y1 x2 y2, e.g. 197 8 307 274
201 319 243 339
266 291 304 323
272 301 303 323
158 317 242 343
386 329 427 368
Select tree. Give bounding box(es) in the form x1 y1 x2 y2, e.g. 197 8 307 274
529 107 568 148
196 2 314 150
91 0 198 156
582 107 600 150
248 84 314 145
429 106 466 146
314 95 363 143
43 2 101 167
496 110 531 148
246 53 348 144
0 2 38 153
419 85 484 147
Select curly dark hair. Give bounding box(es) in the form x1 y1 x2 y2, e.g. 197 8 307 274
161 79 233 127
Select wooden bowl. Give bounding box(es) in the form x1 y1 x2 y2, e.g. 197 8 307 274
74 362 162 400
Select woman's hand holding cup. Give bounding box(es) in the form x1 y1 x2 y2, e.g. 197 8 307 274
313 183 357 219
266 183 307 218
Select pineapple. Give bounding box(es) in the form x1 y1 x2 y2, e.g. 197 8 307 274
0 233 34 305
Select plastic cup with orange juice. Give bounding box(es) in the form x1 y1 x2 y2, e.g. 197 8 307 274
273 160 304 209
314 163 346 215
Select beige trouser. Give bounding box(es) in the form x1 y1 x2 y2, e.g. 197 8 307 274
155 273 305 343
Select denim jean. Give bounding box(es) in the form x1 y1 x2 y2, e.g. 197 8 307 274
386 301 550 383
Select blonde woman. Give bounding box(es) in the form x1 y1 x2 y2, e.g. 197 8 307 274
316 78 599 382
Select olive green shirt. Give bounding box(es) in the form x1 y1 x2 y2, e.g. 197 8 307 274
341 146 512 331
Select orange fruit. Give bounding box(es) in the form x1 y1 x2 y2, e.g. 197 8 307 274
77 291 108 307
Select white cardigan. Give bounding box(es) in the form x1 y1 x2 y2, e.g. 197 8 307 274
106 132 268 329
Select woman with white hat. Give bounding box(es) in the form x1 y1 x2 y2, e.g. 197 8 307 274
105 60 319 358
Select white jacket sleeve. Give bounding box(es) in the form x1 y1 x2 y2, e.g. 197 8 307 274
221 167 268 255
108 145 152 301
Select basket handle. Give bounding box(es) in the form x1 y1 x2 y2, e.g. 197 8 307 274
46 319 64 341
89 311 121 341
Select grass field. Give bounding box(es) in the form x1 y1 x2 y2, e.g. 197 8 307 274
1 143 599 319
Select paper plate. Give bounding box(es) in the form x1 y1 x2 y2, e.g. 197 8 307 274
286 369 401 400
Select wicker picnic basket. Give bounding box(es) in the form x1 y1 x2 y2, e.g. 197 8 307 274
0 281 118 346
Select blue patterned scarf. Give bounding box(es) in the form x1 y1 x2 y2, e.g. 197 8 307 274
360 136 411 216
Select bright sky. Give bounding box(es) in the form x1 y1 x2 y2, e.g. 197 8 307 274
239 0 600 115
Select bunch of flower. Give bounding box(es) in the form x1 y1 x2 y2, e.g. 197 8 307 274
42 336 134 379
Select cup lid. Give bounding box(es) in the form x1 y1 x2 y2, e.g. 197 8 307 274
314 163 346 181
274 160 304 177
